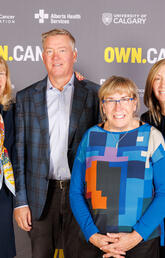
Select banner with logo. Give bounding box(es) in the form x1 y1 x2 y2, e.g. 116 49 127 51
1 0 164 257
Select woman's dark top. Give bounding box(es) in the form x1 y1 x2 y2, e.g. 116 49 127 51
141 111 165 139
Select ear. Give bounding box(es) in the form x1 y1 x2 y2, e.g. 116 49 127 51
42 52 46 65
73 49 77 63
133 98 137 112
102 102 106 114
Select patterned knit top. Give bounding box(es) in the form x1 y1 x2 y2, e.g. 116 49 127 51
70 123 165 242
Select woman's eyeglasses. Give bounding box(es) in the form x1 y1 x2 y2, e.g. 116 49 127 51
102 97 134 107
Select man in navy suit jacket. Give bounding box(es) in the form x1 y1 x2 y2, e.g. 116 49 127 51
14 28 100 258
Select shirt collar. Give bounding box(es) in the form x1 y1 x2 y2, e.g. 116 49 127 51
47 73 74 91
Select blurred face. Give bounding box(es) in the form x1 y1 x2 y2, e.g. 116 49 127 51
42 35 77 81
102 92 137 131
0 65 6 96
152 64 165 105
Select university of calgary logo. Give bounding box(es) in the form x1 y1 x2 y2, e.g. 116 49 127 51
102 13 113 25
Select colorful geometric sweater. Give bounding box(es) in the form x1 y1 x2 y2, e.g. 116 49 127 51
70 124 165 242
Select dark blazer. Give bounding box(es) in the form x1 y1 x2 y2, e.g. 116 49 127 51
15 76 100 220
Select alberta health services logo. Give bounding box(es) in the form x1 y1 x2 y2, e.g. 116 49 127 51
102 13 147 25
34 9 81 24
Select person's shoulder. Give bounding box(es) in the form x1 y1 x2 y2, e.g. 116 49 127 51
85 124 105 138
83 79 100 92
8 101 15 112
2 100 16 124
2 99 15 112
77 78 100 93
140 122 152 131
149 126 165 156
87 124 99 132
150 125 164 139
16 77 47 97
81 125 99 142
139 123 164 151
141 111 159 128
141 111 150 122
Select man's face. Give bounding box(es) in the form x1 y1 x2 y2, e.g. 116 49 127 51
42 35 77 81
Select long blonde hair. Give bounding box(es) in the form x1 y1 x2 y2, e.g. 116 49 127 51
0 56 12 109
144 59 165 125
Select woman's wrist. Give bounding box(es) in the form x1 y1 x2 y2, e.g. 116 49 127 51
131 230 143 245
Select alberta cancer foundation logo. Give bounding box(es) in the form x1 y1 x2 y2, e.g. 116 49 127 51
0 13 15 24
102 12 147 25
34 9 81 24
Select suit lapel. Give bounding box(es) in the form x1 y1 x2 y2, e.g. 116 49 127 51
32 76 88 150
68 77 88 147
32 77 49 137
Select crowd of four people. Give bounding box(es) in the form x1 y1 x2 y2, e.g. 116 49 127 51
1 28 165 258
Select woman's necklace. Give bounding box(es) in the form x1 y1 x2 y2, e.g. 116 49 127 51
103 119 140 148
103 122 129 148
110 130 129 148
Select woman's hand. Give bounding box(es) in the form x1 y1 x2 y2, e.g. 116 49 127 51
101 231 142 257
75 71 84 81
89 233 126 257
89 233 110 248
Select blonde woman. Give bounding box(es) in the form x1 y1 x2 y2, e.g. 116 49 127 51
141 58 165 257
70 76 165 258
0 56 16 258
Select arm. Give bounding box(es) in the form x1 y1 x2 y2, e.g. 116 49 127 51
14 206 32 231
69 133 99 241
102 156 165 255
69 140 119 251
15 93 28 207
14 93 32 231
133 156 165 239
